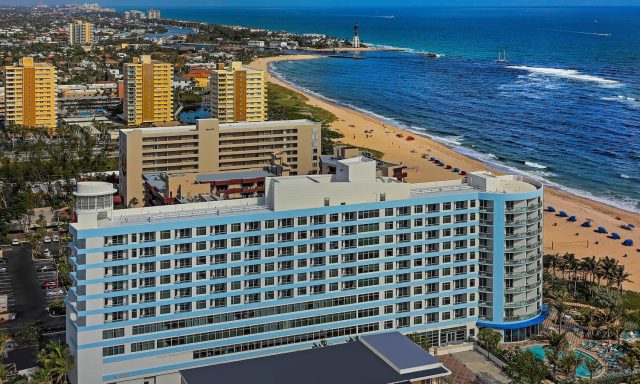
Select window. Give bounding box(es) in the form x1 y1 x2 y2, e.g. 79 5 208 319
103 345 124 357
102 328 124 340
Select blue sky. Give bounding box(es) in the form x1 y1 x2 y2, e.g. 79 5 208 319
2 0 640 6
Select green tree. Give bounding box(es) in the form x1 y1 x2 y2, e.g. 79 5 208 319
14 323 42 348
477 328 501 357
583 358 601 381
36 341 74 384
504 350 549 384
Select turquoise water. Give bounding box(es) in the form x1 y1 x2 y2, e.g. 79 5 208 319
524 345 600 377
136 6 640 213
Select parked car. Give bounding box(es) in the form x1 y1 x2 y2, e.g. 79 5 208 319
45 288 64 297
52 235 60 243
11 239 20 246
43 249 51 258
37 265 55 273
0 267 8 273
43 236 52 243
0 257 7 264
42 280 59 289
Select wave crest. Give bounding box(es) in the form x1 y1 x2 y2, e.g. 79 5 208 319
507 66 622 87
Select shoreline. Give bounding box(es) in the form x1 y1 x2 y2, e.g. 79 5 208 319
249 54 640 290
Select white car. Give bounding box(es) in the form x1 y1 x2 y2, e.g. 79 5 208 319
52 235 60 243
11 239 20 246
43 236 52 243
45 288 64 297
0 267 7 274
43 249 51 258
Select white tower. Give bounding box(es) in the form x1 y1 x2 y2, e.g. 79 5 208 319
352 23 360 48
73 182 116 227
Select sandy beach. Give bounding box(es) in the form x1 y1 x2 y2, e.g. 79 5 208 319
249 54 640 290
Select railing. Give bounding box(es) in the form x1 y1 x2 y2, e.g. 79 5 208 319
504 311 542 322
505 283 541 293
504 296 541 308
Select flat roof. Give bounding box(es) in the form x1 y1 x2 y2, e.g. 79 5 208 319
119 119 317 135
179 332 449 384
195 169 274 182
361 332 442 374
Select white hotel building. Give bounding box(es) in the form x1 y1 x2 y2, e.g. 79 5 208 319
66 157 545 384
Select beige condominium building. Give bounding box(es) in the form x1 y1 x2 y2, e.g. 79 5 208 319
69 20 94 46
2 57 56 131
119 118 320 207
123 55 173 126
210 61 267 123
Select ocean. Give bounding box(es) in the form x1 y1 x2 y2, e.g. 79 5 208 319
146 6 640 213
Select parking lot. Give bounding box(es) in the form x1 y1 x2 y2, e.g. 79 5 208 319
0 241 67 331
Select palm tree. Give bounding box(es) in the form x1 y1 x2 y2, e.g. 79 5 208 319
544 331 569 355
581 256 598 285
623 354 639 378
611 265 632 291
559 352 581 381
36 340 74 384
583 358 601 381
551 301 570 326
544 253 559 274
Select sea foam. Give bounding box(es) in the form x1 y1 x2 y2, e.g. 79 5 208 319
507 66 622 87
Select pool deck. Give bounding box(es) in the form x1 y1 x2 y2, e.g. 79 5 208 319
523 342 606 379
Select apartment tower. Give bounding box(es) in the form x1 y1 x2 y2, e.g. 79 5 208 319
67 158 544 384
123 55 173 126
69 20 94 46
2 57 56 131
210 61 267 123
119 118 320 207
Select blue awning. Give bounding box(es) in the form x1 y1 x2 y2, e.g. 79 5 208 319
477 306 548 330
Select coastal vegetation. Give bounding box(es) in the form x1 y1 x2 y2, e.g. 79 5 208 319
267 82 383 158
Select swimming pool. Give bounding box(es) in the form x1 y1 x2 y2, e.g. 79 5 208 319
524 345 601 378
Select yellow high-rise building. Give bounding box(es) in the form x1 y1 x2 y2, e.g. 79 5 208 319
210 61 267 123
2 57 56 131
123 55 173 126
69 20 94 46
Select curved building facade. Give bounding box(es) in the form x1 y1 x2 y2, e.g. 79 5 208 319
474 174 545 342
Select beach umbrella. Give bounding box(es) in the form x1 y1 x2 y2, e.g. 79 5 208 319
568 216 576 222
597 227 607 234
438 163 445 167
581 221 592 228
546 206 556 212
460 171 467 176
453 167 460 172
623 239 634 247
629 224 636 229
558 211 568 218
611 233 621 240
430 157 436 161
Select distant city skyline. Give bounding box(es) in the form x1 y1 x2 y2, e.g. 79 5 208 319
1 0 639 6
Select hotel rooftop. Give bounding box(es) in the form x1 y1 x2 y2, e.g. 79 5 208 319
76 157 541 229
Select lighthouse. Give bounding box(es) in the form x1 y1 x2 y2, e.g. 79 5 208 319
352 23 360 48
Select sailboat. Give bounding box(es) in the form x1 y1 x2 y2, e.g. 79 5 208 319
496 50 509 63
